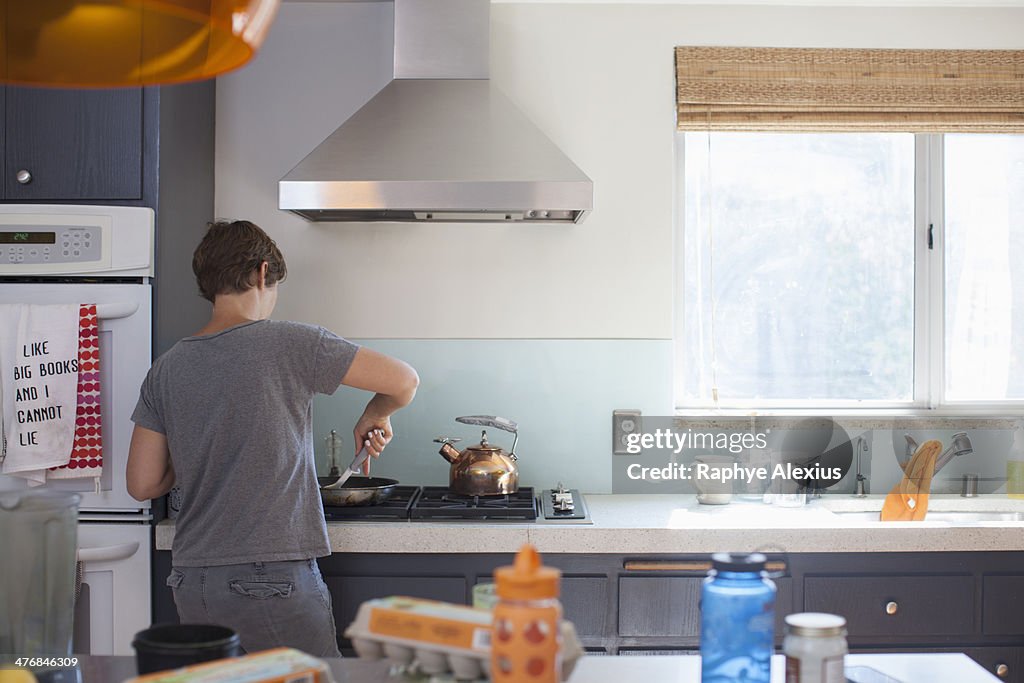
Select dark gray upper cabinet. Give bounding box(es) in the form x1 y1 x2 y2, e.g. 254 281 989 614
0 81 216 358
3 87 144 201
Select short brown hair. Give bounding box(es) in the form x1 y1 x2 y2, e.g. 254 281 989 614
192 220 287 302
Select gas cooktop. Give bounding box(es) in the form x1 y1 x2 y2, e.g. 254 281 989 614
323 485 590 524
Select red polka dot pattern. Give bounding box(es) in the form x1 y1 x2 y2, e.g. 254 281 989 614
526 658 546 677
49 304 103 480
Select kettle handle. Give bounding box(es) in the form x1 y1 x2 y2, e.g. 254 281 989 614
455 415 518 434
455 415 518 459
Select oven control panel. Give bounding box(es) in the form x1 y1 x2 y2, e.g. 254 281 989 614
0 226 102 265
0 205 155 277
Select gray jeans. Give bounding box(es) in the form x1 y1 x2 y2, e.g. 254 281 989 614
166 559 341 658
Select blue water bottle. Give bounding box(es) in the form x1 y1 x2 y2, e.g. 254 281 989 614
700 552 776 683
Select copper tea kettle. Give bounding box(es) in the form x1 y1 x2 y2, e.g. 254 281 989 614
434 416 519 496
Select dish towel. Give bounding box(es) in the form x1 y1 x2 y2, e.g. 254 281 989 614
0 303 82 484
880 439 942 521
50 304 103 484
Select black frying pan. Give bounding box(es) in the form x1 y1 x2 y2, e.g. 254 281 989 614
318 476 398 506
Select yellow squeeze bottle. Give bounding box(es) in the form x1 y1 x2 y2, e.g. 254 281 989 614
1007 427 1024 499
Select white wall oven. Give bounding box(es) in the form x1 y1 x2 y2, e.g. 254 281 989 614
0 204 154 655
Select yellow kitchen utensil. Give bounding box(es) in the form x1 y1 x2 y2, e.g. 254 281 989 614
880 439 942 521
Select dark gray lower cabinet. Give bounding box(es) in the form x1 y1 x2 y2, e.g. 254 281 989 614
314 554 616 652
323 575 466 644
961 647 1019 681
985 576 1024 637
152 550 1024 681
618 576 703 637
618 575 794 643
556 577 610 639
797 555 1024 682
805 575 975 639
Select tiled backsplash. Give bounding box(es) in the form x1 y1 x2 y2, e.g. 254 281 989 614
312 339 674 493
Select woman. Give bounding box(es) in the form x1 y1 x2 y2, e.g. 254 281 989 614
126 220 418 656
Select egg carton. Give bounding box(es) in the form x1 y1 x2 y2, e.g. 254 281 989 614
345 596 584 681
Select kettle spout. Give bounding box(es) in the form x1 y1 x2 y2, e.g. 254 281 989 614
437 440 461 464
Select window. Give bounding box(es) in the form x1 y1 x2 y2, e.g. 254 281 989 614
676 132 1024 411
945 135 1024 401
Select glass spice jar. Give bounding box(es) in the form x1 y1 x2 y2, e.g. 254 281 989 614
783 612 848 683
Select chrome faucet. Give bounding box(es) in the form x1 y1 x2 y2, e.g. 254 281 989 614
901 432 974 474
854 436 870 497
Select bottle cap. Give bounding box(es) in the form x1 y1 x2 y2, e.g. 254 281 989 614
494 544 561 600
711 552 767 573
784 612 847 637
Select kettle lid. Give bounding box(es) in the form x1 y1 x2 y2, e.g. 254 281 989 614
469 429 502 451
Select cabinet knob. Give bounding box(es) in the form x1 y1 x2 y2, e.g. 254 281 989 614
884 601 899 615
996 663 1009 678
15 169 32 185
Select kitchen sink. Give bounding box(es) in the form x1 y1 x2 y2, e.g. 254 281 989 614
833 510 1024 524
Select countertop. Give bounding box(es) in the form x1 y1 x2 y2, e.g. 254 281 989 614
154 494 1024 554
61 653 999 682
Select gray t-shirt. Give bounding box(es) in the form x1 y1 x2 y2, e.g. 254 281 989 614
131 319 359 566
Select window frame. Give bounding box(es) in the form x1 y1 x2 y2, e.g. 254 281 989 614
673 132 1024 416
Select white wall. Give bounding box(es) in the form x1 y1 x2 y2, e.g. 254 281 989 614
217 2 1024 341
214 3 1024 491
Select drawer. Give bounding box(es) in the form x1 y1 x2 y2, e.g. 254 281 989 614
618 575 792 638
805 575 974 638
562 577 610 638
984 575 1024 636
963 647 1020 682
619 576 703 637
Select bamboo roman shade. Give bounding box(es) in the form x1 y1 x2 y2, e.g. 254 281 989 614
676 46 1024 132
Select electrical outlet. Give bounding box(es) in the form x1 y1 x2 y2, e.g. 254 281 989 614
613 409 642 455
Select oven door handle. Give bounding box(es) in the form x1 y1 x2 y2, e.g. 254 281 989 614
78 541 140 563
95 302 139 320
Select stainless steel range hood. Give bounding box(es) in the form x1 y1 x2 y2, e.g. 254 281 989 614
279 0 593 223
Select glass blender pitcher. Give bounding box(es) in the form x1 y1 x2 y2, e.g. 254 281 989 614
0 490 80 657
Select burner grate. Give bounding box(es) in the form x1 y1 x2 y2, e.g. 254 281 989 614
410 486 538 521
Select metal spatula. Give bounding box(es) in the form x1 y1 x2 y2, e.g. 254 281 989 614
321 445 372 490
321 430 383 489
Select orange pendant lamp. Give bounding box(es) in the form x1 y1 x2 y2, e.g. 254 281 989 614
0 0 280 87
